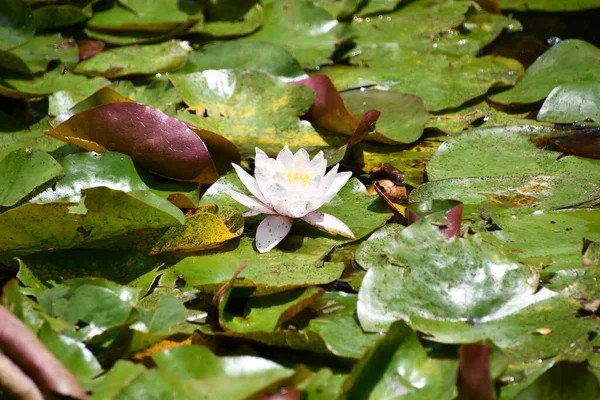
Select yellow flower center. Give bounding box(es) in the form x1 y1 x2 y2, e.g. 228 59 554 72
284 169 312 186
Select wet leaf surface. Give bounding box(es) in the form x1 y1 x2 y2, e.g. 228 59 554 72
243 0 355 69
1 2 600 397
357 220 556 332
490 40 600 106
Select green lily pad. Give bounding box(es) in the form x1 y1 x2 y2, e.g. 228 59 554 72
322 55 523 111
38 322 103 381
0 0 35 50
410 175 600 212
490 40 600 106
0 34 79 74
175 40 306 79
202 291 380 360
0 186 184 254
0 148 65 210
313 0 364 19
357 220 556 332
18 248 162 289
537 82 600 124
244 0 356 69
0 67 110 100
498 0 600 11
220 287 324 333
350 0 471 56
111 80 182 113
356 0 407 16
170 70 344 155
0 120 70 162
32 151 199 208
298 368 347 400
86 360 145 400
501 361 600 400
341 321 459 399
341 89 429 144
411 295 597 366
425 101 490 135
482 208 600 272
83 24 189 46
32 2 93 30
38 278 140 339
151 345 295 399
74 40 191 78
354 223 405 271
188 1 263 37
426 125 600 182
87 0 202 32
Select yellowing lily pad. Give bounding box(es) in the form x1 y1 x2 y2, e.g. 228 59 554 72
171 70 345 155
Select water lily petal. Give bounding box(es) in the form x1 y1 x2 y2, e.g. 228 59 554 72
256 214 293 253
231 163 270 205
276 145 295 168
325 170 352 197
285 200 311 218
308 150 326 177
226 189 275 216
302 211 356 239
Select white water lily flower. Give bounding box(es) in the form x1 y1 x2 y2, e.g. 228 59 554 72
226 146 356 253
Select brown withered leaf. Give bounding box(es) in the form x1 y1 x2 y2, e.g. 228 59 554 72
293 74 360 136
531 127 600 159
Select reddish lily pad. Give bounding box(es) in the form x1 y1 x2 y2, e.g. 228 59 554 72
46 102 219 184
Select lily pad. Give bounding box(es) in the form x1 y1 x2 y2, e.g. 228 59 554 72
32 2 93 30
220 287 325 333
188 1 263 37
176 40 305 79
46 102 219 184
0 148 65 210
244 0 356 69
74 40 191 78
0 34 79 75
354 223 405 271
0 67 110 100
490 40 600 106
498 0 600 11
38 322 103 381
151 345 295 399
341 321 459 399
0 186 184 254
537 82 600 124
410 175 600 212
357 220 556 332
170 69 344 155
0 0 35 50
18 248 162 289
341 89 429 144
322 55 523 111
313 0 365 19
426 125 600 182
202 291 380 360
411 296 597 365
87 204 244 255
0 120 69 162
482 208 600 272
87 0 202 32
356 0 407 16
32 151 199 208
